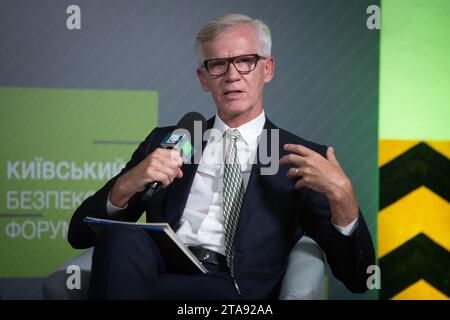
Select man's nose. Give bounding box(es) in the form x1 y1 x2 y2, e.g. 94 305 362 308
224 62 241 81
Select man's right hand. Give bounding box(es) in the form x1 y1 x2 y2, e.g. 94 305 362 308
109 148 184 208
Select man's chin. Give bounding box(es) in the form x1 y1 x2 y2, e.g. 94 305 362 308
219 101 250 114
217 104 263 124
219 106 249 119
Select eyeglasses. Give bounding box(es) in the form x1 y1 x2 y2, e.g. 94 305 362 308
202 54 266 77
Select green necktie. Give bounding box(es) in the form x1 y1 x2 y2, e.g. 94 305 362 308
223 129 244 279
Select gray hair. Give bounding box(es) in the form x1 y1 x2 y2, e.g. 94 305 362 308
195 13 272 66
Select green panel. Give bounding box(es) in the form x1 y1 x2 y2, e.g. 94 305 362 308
0 87 158 277
379 0 450 140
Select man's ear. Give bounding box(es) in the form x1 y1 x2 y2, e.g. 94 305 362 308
263 56 275 83
196 68 210 92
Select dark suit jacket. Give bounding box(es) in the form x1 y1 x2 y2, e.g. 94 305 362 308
68 116 375 299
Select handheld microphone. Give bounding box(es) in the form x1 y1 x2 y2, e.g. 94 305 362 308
141 112 206 202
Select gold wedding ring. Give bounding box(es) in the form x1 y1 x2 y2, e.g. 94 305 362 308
294 167 298 176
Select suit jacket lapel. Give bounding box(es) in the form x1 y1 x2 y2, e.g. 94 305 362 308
164 116 215 227
234 117 280 238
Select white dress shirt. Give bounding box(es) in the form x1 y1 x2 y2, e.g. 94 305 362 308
107 111 358 255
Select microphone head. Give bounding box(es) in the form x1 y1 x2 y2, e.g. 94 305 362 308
176 111 207 136
161 112 206 162
143 112 207 202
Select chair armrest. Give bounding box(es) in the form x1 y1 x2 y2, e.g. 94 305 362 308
279 235 325 300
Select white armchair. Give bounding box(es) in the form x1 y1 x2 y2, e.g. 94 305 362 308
278 235 325 299
42 235 325 300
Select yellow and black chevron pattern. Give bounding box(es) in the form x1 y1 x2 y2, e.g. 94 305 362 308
378 140 450 300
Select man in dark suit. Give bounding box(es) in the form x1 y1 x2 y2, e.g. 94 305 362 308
68 13 375 299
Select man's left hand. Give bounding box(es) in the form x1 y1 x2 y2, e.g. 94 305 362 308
279 144 359 227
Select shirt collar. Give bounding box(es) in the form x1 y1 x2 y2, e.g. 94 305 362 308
212 110 266 145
